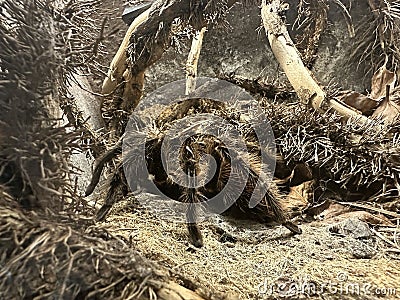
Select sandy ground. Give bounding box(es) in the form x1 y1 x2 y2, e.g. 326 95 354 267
93 194 400 300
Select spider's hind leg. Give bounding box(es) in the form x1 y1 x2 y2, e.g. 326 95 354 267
258 179 302 234
282 220 302 234
254 172 302 234
225 146 302 235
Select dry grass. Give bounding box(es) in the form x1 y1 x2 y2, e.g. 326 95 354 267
97 194 400 299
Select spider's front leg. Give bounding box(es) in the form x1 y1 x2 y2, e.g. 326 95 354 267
185 198 204 248
179 143 205 248
96 162 129 221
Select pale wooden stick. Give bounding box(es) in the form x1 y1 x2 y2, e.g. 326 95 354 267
261 0 325 109
101 8 151 95
186 27 207 95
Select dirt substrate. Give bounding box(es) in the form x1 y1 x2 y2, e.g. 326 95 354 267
96 194 400 299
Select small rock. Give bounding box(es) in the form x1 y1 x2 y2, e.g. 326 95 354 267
351 240 377 259
329 217 372 239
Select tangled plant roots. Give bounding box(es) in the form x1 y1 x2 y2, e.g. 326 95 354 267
0 195 167 299
264 100 400 204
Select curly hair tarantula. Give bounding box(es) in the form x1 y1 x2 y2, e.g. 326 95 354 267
87 98 301 247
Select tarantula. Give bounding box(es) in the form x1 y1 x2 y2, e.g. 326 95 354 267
87 98 301 247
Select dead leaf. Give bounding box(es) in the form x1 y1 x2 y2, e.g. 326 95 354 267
319 203 351 220
372 95 400 125
282 180 313 217
338 91 380 116
324 211 393 226
319 203 393 226
370 63 397 99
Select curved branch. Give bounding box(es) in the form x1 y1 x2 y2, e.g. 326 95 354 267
261 0 374 126
102 9 150 95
